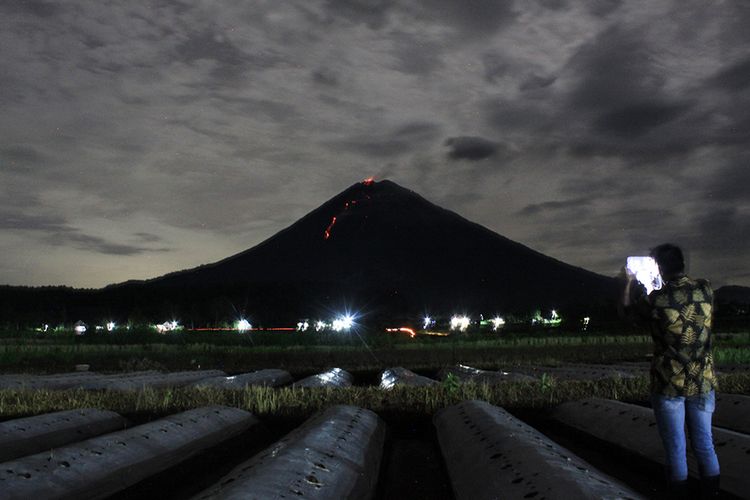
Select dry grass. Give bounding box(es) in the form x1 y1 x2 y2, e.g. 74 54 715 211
2 372 748 422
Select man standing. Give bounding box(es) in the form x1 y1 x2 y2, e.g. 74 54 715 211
622 244 720 499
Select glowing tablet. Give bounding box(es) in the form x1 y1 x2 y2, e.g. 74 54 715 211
626 256 664 295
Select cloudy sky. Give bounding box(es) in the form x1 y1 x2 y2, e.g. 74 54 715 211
1 0 749 289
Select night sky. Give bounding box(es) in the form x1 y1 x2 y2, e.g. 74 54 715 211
1 0 749 289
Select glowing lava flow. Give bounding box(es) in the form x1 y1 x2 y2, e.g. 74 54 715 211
322 178 374 240
324 216 337 240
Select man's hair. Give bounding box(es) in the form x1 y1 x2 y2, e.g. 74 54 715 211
650 243 685 278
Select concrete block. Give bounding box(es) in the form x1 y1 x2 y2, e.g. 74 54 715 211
0 371 161 391
714 393 750 434
0 372 104 391
81 370 226 391
192 369 293 389
0 405 259 500
514 363 639 381
293 368 354 388
192 405 386 500
439 364 536 384
380 367 438 389
551 398 750 499
0 409 129 463
434 400 645 500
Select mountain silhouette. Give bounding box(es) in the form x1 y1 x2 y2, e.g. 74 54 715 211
116 179 619 319
1 179 622 326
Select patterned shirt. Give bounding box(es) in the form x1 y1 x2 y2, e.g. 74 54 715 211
632 275 718 397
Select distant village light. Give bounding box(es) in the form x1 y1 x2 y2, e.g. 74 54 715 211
491 316 506 331
332 314 354 332
450 315 470 332
156 320 179 334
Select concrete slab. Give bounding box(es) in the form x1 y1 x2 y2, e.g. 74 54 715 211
192 405 386 500
0 372 104 390
434 400 645 500
191 369 292 389
293 368 354 388
0 371 161 391
551 398 750 499
0 405 259 500
439 364 536 384
714 393 750 434
0 409 128 463
81 370 226 391
514 364 638 381
380 367 438 389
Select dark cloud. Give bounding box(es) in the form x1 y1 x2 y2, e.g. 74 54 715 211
321 0 395 30
518 197 591 216
390 33 445 76
593 100 691 137
566 26 663 111
311 68 339 86
705 159 750 203
134 232 163 243
410 0 517 37
485 99 553 134
174 30 280 82
1 145 46 170
444 136 501 161
1 212 169 256
1 0 62 18
519 74 557 92
207 95 299 124
0 213 68 232
686 206 750 270
176 32 248 66
537 0 568 10
46 232 170 256
482 53 510 84
710 56 750 92
585 0 622 17
556 26 709 161
332 122 441 158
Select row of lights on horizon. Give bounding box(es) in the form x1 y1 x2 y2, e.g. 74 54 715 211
44 310 590 335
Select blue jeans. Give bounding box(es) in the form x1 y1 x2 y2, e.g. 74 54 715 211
651 390 720 481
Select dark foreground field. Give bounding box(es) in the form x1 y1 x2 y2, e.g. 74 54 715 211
1 331 749 499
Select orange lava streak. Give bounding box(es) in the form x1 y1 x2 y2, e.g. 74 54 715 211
324 216 337 240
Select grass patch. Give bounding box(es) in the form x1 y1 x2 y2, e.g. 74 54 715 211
0 341 657 374
2 341 748 375
3 372 749 422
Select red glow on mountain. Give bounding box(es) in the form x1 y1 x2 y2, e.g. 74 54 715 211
324 216 337 240
323 190 368 240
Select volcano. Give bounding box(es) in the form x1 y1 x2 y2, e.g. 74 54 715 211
2 179 621 326
104 179 619 321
